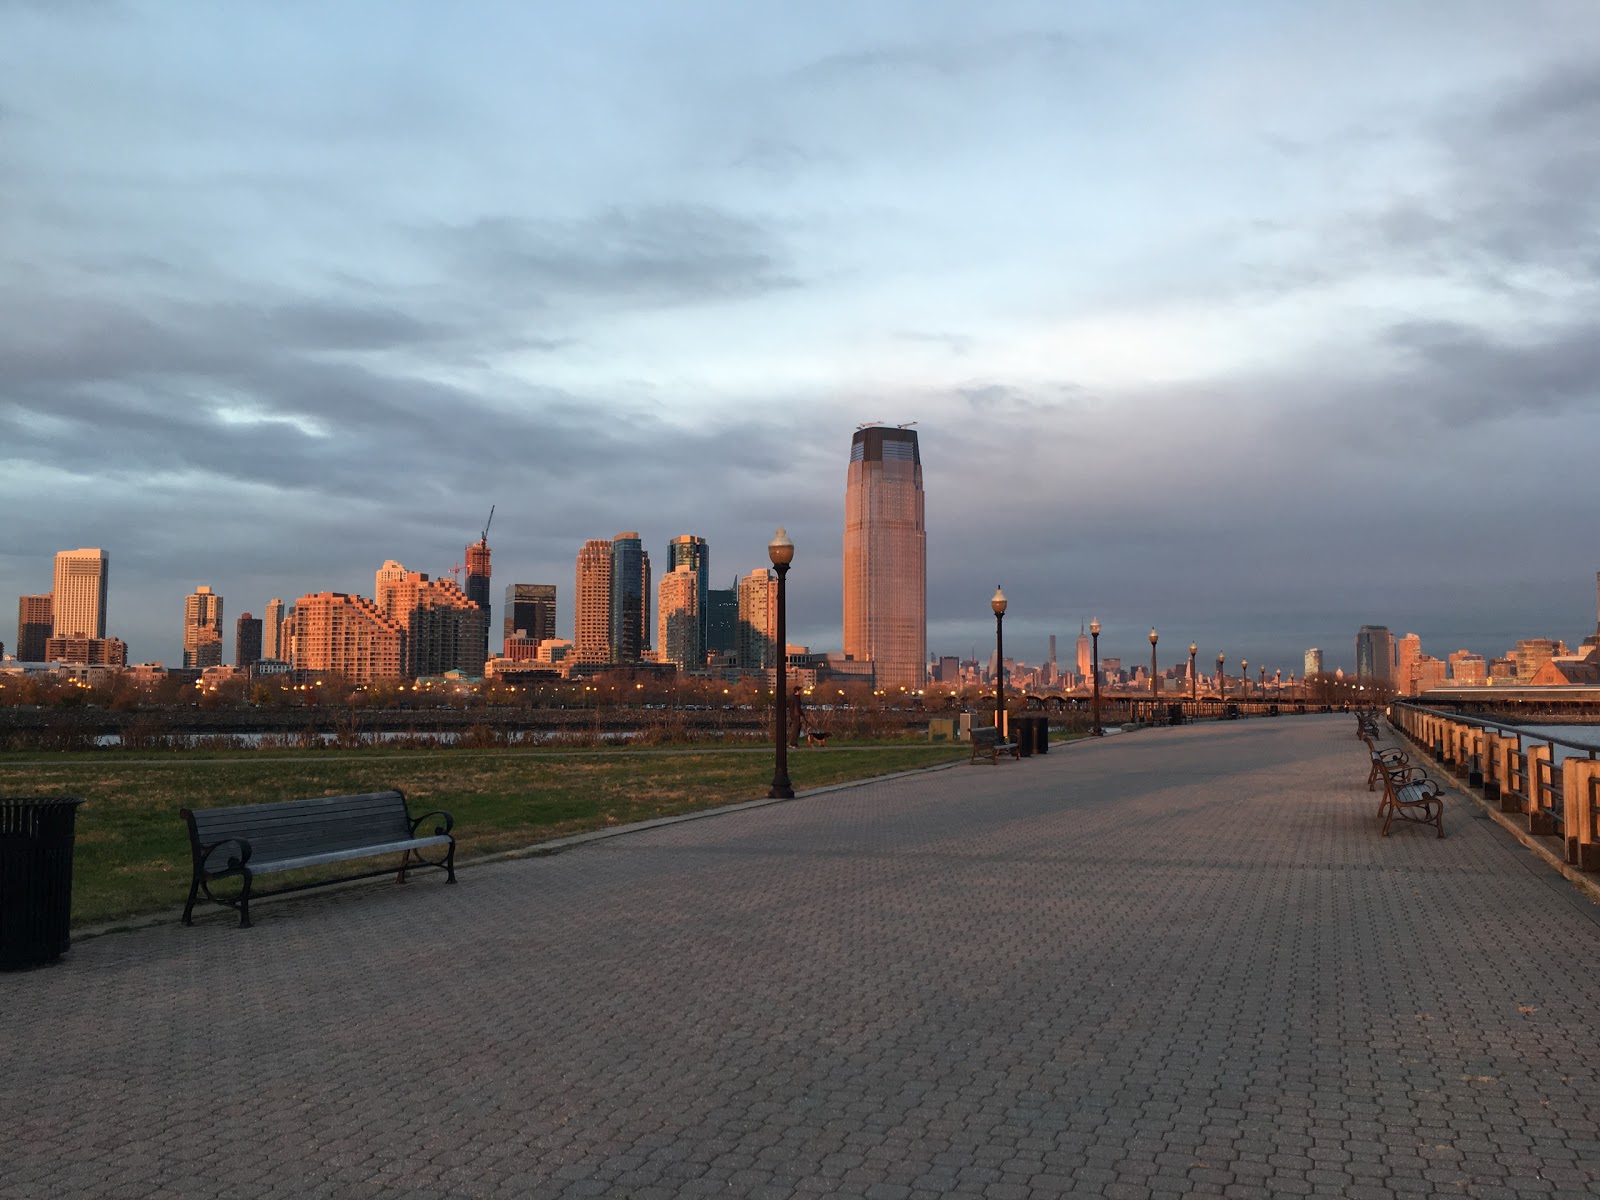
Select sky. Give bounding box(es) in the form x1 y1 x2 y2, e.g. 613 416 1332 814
4 0 1600 675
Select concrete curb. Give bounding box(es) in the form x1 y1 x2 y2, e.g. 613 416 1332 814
71 753 975 942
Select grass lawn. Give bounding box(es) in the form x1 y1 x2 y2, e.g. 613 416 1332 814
0 742 970 926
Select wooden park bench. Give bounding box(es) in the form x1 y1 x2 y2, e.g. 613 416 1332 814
181 790 456 928
969 725 1018 765
1359 729 1413 793
1377 764 1445 838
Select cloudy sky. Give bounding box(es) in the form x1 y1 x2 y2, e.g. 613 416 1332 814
5 1 1600 673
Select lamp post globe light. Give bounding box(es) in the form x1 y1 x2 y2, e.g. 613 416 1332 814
1189 642 1198 704
1149 627 1159 713
767 528 794 800
1089 617 1102 737
991 586 1007 734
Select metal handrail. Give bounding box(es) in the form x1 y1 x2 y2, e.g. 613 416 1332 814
1391 701 1600 759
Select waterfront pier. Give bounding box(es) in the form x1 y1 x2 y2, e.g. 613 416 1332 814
4 716 1598 1198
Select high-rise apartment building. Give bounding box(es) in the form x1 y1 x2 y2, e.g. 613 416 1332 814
183 585 225 669
1397 633 1422 696
375 561 408 612
16 594 52 662
52 548 108 639
573 540 614 664
378 565 489 677
610 532 650 664
287 592 404 683
658 564 702 669
667 535 710 653
705 583 737 656
503 584 557 649
465 534 492 669
1355 625 1395 687
263 598 285 661
1304 648 1323 678
236 614 263 668
737 568 777 669
844 426 926 692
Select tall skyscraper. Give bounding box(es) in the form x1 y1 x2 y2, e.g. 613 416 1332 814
52 548 108 639
16 594 52 662
183 585 225 669
236 614 263 668
574 540 614 664
705 582 737 656
1076 624 1091 680
504 584 557 648
1355 626 1395 687
737 568 777 670
843 426 926 691
1303 647 1323 678
667 535 710 652
287 592 403 683
263 598 285 661
465 533 492 669
658 564 702 669
610 532 650 664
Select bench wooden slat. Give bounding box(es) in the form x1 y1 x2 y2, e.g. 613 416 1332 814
181 788 455 928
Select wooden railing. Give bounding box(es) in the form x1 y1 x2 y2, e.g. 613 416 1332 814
1389 702 1599 871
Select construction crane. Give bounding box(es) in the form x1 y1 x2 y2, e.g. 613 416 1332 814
479 504 495 546
447 506 495 583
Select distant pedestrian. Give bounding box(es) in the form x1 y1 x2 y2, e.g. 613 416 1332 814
789 685 806 748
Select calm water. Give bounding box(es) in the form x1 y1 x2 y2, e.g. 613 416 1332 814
1502 724 1600 766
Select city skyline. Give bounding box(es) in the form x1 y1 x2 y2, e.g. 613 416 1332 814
4 6 1599 669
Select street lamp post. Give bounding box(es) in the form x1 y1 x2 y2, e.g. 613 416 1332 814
1241 660 1248 701
1149 627 1159 718
1216 653 1225 709
1090 618 1102 737
991 587 1007 734
767 528 794 800
1189 642 1198 705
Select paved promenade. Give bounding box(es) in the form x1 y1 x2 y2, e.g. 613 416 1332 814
5 717 1600 1199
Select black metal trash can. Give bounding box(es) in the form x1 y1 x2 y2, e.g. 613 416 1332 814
1168 703 1185 726
1010 713 1034 757
1 798 86 970
1035 716 1049 754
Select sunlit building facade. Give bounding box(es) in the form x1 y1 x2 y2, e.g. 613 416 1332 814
843 426 926 692
737 568 777 670
183 585 225 669
1303 648 1323 678
657 564 702 669
667 535 710 652
287 592 404 683
52 548 108 640
378 565 489 678
263 598 285 662
573 540 614 664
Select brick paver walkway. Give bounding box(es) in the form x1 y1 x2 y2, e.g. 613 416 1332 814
5 716 1600 1199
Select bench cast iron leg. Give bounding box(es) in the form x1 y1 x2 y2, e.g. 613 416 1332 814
445 839 457 884
238 871 254 928
182 871 201 926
